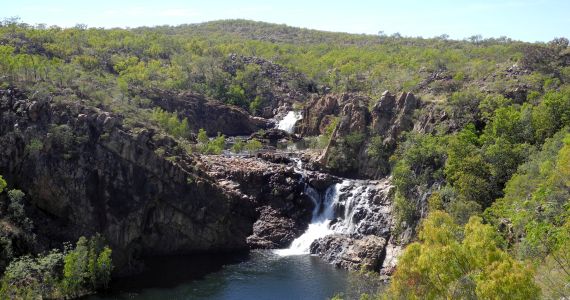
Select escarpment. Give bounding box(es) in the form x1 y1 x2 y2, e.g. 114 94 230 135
0 88 313 273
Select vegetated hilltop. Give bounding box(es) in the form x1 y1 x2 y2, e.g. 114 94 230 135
0 17 569 298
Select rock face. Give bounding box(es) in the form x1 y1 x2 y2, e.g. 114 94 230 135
0 88 312 274
297 94 341 136
197 155 313 249
310 234 386 271
316 91 419 178
304 178 398 272
246 206 301 248
146 89 272 136
370 91 417 147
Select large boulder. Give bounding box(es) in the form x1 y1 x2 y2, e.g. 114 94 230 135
297 94 340 136
246 206 302 248
310 234 387 271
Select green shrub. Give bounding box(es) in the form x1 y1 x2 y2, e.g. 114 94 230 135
388 211 540 299
232 137 245 153
0 175 6 193
26 138 44 155
244 139 263 153
150 107 190 139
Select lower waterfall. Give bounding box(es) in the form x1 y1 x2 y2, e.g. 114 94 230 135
276 177 390 256
275 184 338 255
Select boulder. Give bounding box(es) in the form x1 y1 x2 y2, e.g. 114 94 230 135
310 234 387 271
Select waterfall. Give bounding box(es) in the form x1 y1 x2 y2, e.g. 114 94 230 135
275 174 391 256
276 111 302 133
275 185 338 256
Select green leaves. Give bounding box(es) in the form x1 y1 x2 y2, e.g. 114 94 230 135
0 175 6 194
150 107 191 139
196 129 226 155
1 235 112 299
63 235 113 296
389 211 540 299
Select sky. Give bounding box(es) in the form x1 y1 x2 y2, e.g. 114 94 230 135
2 0 569 42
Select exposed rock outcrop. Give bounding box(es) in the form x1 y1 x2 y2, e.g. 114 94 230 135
297 94 341 136
370 91 417 148
248 128 300 146
310 234 386 271
317 91 419 178
0 88 313 274
146 89 272 136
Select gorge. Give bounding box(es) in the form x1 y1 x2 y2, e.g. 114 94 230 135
0 18 568 299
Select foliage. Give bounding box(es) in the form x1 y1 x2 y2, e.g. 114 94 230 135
390 133 446 229
387 211 540 299
25 138 44 155
0 175 6 193
63 235 113 296
244 139 263 153
0 235 112 299
196 129 226 154
0 250 64 299
534 220 570 299
150 107 190 138
231 137 245 153
485 128 570 258
326 132 366 174
0 19 551 123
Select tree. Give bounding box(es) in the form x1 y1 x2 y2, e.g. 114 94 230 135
63 235 113 296
388 211 540 299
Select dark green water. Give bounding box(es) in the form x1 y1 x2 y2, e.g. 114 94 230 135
89 250 351 300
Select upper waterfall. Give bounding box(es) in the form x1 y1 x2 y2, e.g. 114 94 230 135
276 111 302 133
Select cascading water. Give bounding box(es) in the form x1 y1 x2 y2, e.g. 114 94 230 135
276 159 392 256
275 185 338 255
276 111 302 133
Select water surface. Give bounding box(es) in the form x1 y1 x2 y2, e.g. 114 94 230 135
89 250 349 300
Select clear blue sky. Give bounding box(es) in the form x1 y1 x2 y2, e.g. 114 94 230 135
3 0 569 42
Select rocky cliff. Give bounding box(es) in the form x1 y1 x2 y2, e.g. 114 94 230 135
145 89 272 136
307 91 420 178
0 88 313 274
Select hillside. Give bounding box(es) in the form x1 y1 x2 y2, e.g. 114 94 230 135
0 18 569 299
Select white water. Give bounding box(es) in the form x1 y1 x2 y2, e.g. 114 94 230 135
275 185 338 256
276 111 302 133
276 162 390 257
